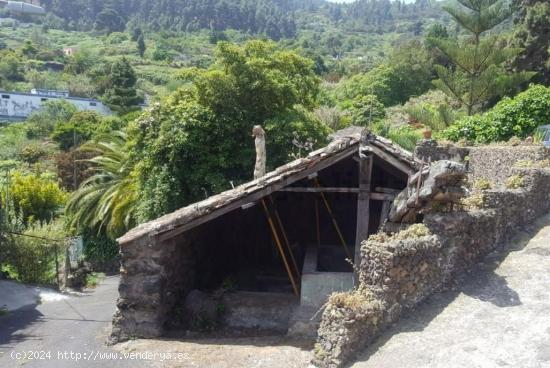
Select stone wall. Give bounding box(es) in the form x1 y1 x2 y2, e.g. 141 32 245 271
314 166 550 368
414 140 469 163
109 233 197 343
468 146 550 188
415 140 550 188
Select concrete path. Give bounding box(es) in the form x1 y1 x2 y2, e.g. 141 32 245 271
0 281 67 312
352 212 550 368
0 276 148 368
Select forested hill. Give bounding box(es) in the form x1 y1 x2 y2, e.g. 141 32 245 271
40 0 316 39
333 0 446 32
38 0 445 39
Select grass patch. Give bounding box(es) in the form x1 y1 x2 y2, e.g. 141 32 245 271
473 178 492 191
515 159 550 169
460 193 485 209
85 272 106 289
368 223 431 243
505 175 525 189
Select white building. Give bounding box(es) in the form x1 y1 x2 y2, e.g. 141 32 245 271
0 90 112 120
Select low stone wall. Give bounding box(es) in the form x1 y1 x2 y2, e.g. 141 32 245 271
468 146 550 188
414 140 469 163
415 140 550 188
314 167 550 368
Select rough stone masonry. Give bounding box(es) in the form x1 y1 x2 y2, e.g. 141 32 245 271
313 144 550 368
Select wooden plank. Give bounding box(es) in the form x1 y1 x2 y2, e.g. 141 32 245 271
278 187 394 201
268 195 300 278
261 199 300 296
158 145 358 242
375 186 402 195
369 192 395 201
279 187 360 193
354 154 373 279
314 178 353 260
379 201 391 230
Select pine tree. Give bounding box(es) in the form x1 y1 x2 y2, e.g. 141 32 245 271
511 0 550 84
137 34 146 58
102 58 142 114
131 26 142 42
432 0 534 115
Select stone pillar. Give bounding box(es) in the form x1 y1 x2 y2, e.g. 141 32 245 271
109 234 194 344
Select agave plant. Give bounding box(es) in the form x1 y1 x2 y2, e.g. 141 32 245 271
65 131 138 239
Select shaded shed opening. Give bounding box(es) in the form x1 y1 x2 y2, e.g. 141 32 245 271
165 153 408 330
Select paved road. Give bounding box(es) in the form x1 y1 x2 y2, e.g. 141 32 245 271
0 276 147 368
352 212 550 368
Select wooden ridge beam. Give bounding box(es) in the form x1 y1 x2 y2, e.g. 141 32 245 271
277 187 395 201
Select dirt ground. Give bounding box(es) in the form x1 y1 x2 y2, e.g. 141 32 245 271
115 335 314 368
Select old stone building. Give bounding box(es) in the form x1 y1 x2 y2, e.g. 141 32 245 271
110 127 423 342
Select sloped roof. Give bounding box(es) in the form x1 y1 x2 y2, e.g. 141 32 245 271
118 127 420 245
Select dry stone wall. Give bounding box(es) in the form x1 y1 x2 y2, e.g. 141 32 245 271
314 165 550 368
468 146 550 188
109 234 197 344
415 140 550 188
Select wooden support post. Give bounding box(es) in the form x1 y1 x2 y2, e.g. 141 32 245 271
354 153 373 279
379 200 391 231
261 199 299 296
268 195 300 278
314 178 353 260
314 197 320 247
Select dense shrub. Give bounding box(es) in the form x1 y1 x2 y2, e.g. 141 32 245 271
347 94 386 126
336 41 434 107
133 40 329 220
51 111 103 151
82 230 119 263
442 85 550 143
1 220 66 285
8 171 67 224
26 100 77 139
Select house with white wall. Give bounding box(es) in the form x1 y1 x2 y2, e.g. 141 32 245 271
0 89 112 120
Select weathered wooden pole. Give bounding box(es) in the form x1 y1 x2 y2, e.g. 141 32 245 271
252 125 266 180
354 144 373 282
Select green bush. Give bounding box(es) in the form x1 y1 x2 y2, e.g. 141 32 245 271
51 111 102 151
82 230 119 263
8 171 67 224
1 220 66 285
26 100 77 139
133 40 327 220
347 94 386 126
442 85 550 143
372 121 422 151
19 143 48 165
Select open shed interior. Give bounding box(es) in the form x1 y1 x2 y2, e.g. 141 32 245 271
165 152 408 331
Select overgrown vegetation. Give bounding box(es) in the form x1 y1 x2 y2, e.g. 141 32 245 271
442 85 550 143
367 224 431 244
0 0 548 282
505 174 525 189
473 178 493 191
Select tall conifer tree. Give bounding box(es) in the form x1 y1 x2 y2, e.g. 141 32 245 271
432 0 534 114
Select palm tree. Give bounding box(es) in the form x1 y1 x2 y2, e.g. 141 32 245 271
65 131 138 240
